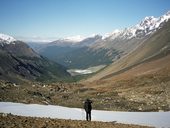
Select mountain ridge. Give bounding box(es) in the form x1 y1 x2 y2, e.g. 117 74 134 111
0 36 71 83
85 19 170 82
35 11 170 69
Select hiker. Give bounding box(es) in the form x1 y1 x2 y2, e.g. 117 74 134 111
84 98 92 121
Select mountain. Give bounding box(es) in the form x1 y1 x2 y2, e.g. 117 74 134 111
36 11 170 70
26 42 48 52
0 33 16 43
0 33 70 83
103 11 170 40
93 11 170 53
85 18 170 82
38 34 120 69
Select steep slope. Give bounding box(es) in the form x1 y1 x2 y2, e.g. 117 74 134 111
0 34 70 83
86 19 170 82
102 54 170 82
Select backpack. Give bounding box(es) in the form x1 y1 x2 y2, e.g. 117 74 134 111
84 100 92 112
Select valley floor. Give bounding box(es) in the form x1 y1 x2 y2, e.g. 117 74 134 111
0 72 169 112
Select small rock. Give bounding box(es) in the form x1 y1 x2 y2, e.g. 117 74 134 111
2 113 8 117
138 107 142 111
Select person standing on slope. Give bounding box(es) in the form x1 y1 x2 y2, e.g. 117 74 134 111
84 98 92 121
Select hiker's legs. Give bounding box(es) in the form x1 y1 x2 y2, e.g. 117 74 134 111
86 112 88 121
89 111 91 121
86 111 91 121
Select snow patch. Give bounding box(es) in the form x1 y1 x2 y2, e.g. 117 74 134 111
102 29 120 39
0 102 170 127
67 65 106 76
74 69 92 74
0 33 16 44
65 35 86 42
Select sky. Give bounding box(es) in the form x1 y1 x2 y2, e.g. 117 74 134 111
0 0 170 42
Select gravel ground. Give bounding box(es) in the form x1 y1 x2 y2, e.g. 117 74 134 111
0 113 152 128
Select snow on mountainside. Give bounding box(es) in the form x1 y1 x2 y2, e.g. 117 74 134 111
50 35 85 46
64 35 85 42
104 11 170 40
38 11 170 69
102 29 121 39
1 11 170 46
49 11 170 47
64 34 100 43
50 34 102 47
0 33 16 44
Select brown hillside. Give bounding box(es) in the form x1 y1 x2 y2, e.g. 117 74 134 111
85 20 170 82
101 54 170 82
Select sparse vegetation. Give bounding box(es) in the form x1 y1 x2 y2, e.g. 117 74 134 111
0 66 169 112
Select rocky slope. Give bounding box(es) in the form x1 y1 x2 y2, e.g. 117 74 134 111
1 67 169 112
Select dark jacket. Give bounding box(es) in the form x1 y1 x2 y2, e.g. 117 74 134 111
84 99 92 112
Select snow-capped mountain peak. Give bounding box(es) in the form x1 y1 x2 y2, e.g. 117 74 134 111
135 11 170 34
64 35 85 42
161 11 170 21
106 11 170 40
0 33 16 44
133 16 158 35
103 29 121 39
139 16 157 28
